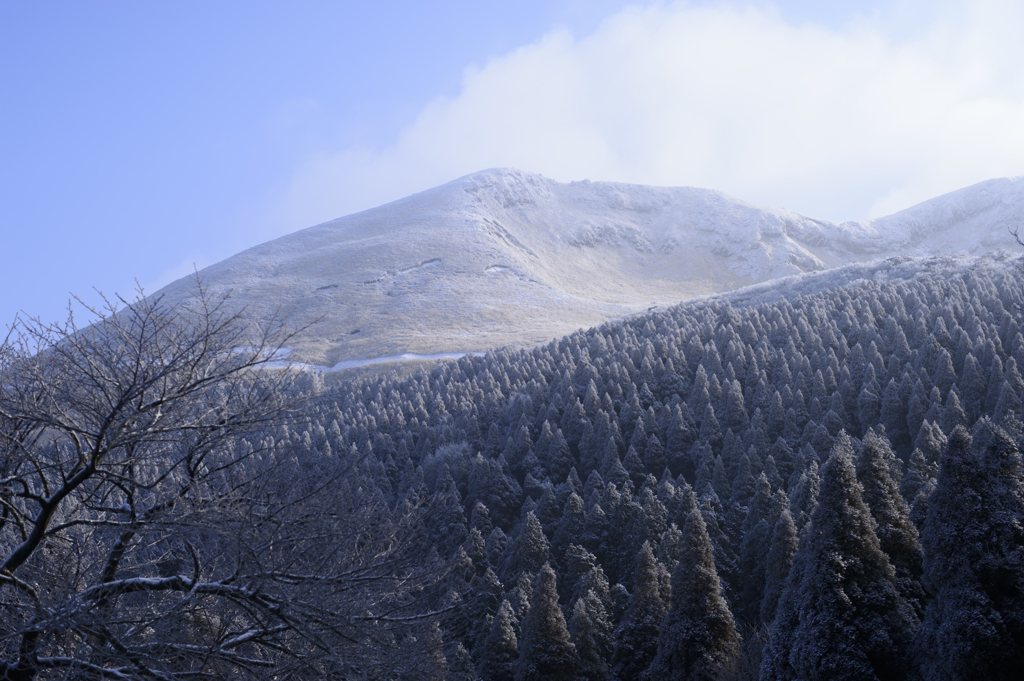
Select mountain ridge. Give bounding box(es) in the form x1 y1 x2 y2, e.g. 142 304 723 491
154 169 1024 366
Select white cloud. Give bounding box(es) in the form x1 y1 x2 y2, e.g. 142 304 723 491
275 0 1024 230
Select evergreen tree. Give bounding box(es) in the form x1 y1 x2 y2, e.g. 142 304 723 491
959 353 987 422
472 501 495 537
546 426 575 483
448 642 477 681
897 461 927 508
645 434 668 477
610 542 668 680
913 420 947 468
524 472 546 501
856 430 926 619
760 523 809 681
908 478 936 533
699 404 722 449
737 473 775 621
722 379 750 433
915 422 1024 681
506 424 536 479
469 454 523 528
479 599 519 681
730 453 757 507
562 397 590 451
767 391 787 442
881 378 910 454
770 437 795 488
501 512 551 584
712 455 730 502
570 590 614 681
630 416 649 461
535 419 556 464
907 380 929 444
464 526 489 574
487 527 509 568
700 496 739 606
535 483 561 537
858 386 882 435
469 567 507 649
605 456 631 490
940 388 967 435
760 508 799 625
666 404 696 476
905 446 938 488
606 486 644 586
788 460 819 530
583 501 609 557
657 523 684 576
993 379 1022 423
985 355 1005 413
552 493 587 570
559 466 585 505
584 470 606 505
764 454 784 491
785 433 918 681
647 508 741 681
624 445 648 490
515 564 579 681
565 543 611 613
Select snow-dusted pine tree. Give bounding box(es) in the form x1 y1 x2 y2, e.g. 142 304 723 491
501 511 551 583
915 421 1024 680
570 589 613 681
647 508 740 681
760 508 799 626
478 600 519 681
514 563 579 681
784 432 918 680
609 542 667 680
856 430 926 619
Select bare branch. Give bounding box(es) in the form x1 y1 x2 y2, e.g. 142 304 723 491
1011 225 1024 248
1 276 456 680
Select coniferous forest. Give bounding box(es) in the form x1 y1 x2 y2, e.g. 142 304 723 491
3 254 1024 680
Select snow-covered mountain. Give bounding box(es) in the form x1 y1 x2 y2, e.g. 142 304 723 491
154 169 1024 368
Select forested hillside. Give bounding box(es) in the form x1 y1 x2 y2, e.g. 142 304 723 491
4 252 1024 680
303 252 1024 680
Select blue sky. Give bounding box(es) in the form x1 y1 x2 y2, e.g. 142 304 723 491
2 1 1022 327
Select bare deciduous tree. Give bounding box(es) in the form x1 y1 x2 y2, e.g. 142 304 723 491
1 283 456 680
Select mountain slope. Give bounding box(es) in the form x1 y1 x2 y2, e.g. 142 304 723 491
154 170 1024 367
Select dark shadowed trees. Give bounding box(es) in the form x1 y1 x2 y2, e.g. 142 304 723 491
915 421 1024 681
610 541 667 680
479 600 520 681
648 508 740 681
856 430 926 619
771 433 918 681
515 563 579 681
760 509 799 626
570 589 613 681
502 511 551 584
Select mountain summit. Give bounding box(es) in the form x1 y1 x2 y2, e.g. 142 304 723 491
154 169 1024 367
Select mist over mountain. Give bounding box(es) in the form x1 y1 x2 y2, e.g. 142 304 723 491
154 169 1024 367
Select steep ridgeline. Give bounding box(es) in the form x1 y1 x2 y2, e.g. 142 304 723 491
154 169 1024 367
275 252 1023 679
